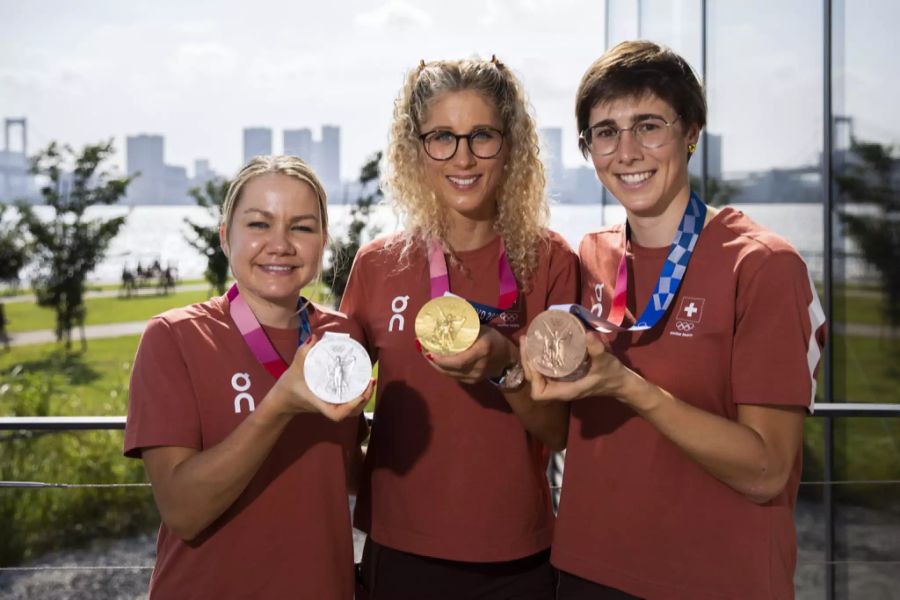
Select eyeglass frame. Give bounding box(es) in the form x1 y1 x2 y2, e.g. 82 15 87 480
418 127 505 161
580 115 682 156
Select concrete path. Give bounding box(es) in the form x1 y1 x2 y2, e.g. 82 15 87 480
7 321 148 348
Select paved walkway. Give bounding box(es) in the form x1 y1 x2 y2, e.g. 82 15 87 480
7 321 149 347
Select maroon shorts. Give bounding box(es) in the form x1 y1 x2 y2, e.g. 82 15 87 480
358 538 555 600
556 570 643 599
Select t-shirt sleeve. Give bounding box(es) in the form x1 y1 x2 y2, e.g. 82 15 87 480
124 317 202 458
731 251 826 410
339 250 377 362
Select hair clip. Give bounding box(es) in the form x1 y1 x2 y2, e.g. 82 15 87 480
418 59 427 71
490 54 504 68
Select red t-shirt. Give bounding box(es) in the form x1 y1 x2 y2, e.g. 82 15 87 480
552 208 826 599
124 296 361 600
341 232 579 562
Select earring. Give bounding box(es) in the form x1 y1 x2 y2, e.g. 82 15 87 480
687 143 697 155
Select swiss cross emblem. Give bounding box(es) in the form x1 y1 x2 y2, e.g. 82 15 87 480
678 297 705 323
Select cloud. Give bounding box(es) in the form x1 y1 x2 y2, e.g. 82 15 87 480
355 0 433 30
169 42 239 80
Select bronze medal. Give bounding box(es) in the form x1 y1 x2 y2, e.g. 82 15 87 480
525 310 587 378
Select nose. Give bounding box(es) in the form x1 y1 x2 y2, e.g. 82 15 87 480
452 137 477 168
266 225 293 254
615 129 643 162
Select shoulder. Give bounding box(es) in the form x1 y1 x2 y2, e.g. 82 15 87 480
712 208 808 276
540 229 576 256
143 296 230 347
577 225 623 256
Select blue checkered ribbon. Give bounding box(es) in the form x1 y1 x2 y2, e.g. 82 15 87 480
628 192 706 330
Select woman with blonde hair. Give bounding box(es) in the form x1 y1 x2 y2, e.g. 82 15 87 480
341 56 578 599
124 155 373 599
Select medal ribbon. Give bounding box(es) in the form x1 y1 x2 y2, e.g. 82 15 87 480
226 283 312 379
553 192 707 333
428 237 518 323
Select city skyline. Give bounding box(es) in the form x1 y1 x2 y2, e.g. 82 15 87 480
4 1 897 183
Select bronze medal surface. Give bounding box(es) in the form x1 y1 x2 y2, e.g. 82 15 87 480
525 310 587 378
415 296 480 355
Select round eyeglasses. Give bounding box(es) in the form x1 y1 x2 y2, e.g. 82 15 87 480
580 116 681 156
419 127 504 161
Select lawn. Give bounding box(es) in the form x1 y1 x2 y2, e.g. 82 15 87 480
4 282 334 334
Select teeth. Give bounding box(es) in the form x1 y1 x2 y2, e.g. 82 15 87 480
620 172 652 184
449 176 478 186
262 265 293 271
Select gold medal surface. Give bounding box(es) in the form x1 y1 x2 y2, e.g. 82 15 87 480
415 296 480 355
525 310 587 378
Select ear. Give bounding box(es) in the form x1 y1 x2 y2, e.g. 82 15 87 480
685 124 701 146
219 224 230 259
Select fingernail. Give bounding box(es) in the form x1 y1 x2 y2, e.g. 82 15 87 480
414 339 422 353
305 336 313 345
425 353 434 362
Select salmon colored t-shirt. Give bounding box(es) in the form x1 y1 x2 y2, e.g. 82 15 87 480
341 231 578 562
124 295 361 600
552 208 826 600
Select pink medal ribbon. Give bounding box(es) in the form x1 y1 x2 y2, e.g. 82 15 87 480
427 237 518 323
226 283 311 379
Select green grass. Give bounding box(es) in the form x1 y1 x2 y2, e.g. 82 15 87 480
5 282 334 334
5 290 215 333
0 335 155 564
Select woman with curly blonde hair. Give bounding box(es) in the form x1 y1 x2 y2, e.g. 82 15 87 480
341 56 577 600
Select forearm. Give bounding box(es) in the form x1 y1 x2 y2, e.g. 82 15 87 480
147 388 294 540
504 385 569 451
619 373 795 503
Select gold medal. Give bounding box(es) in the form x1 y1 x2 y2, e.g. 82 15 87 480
415 296 480 355
525 310 587 379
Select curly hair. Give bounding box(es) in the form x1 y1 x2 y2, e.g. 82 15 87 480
383 56 548 288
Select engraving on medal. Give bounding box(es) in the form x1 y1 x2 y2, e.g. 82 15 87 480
525 310 587 378
304 332 372 404
415 296 480 355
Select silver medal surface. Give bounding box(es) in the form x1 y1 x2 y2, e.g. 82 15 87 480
304 332 372 405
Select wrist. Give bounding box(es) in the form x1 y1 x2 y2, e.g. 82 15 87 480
617 369 662 413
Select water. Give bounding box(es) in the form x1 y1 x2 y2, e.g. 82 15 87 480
17 202 829 284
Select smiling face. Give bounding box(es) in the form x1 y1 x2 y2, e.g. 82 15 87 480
221 173 325 318
588 93 698 220
419 89 509 223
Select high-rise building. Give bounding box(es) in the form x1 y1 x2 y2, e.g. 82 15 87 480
126 134 165 204
243 127 273 164
283 129 314 163
317 125 341 191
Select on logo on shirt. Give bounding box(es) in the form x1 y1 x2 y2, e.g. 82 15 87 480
231 372 255 413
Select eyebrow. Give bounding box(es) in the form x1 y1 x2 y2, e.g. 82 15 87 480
589 113 667 129
427 124 500 133
242 208 319 222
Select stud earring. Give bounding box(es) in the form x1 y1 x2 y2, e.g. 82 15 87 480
687 143 697 155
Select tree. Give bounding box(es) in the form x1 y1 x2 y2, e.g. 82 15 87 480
17 141 131 349
689 175 739 207
184 178 230 296
0 204 29 290
835 138 900 328
323 151 383 304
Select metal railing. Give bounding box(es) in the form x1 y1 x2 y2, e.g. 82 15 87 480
1 405 898 599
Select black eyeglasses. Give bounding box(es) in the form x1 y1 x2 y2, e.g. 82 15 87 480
419 127 505 161
580 116 681 156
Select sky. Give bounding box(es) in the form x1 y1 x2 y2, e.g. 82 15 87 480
0 0 604 180
1 0 897 182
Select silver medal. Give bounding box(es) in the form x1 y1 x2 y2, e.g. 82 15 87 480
304 332 372 405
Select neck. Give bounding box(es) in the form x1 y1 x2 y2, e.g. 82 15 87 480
627 189 691 248
240 290 299 329
444 212 497 252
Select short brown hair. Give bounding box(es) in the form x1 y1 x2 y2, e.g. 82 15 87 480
575 40 706 158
